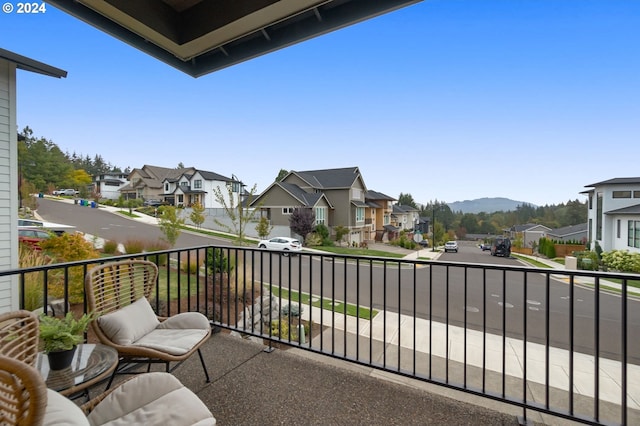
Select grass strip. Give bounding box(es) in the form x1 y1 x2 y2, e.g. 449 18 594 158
269 286 377 320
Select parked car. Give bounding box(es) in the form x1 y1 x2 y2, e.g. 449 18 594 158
491 237 512 257
18 227 53 250
17 219 75 235
258 237 302 256
53 189 79 196
480 243 492 251
444 241 458 253
143 199 164 207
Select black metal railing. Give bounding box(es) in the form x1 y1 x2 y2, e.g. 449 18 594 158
5 244 639 426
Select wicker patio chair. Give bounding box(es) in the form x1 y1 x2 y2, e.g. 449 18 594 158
1 354 216 425
84 259 211 388
0 310 40 367
0 356 48 425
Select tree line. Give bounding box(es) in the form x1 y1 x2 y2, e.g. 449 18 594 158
397 193 587 239
17 126 126 198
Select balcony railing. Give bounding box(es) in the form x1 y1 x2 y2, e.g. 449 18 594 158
5 244 639 426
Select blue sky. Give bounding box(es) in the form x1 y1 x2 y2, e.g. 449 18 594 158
2 0 639 207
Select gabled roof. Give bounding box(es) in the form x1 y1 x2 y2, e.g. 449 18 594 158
585 177 640 187
0 48 67 78
365 190 396 201
289 167 363 190
392 204 418 214
129 165 196 190
250 181 333 208
548 223 588 238
45 0 421 78
511 223 551 232
197 170 233 182
605 203 640 215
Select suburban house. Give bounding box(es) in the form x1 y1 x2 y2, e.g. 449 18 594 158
507 223 551 248
547 223 588 243
391 204 420 232
92 172 130 200
582 177 640 253
162 169 242 208
1 48 67 313
119 165 196 202
251 167 378 245
364 190 396 242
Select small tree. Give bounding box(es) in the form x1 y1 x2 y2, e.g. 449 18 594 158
289 208 315 243
334 225 349 246
190 202 205 228
158 205 184 247
255 216 273 239
212 182 261 245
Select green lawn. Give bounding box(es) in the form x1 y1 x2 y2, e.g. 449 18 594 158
312 246 405 258
268 286 377 320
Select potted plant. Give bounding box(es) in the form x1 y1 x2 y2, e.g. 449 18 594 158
39 312 97 370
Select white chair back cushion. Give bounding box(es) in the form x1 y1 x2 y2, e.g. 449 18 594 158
98 297 160 345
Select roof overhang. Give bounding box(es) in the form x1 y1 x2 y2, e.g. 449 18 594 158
46 0 421 77
0 48 67 78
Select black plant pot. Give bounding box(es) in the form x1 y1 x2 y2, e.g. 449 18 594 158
47 346 77 370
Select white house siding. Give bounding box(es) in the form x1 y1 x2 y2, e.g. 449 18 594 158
0 59 18 313
587 183 640 252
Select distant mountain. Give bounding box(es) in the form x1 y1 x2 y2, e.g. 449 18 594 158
447 197 534 214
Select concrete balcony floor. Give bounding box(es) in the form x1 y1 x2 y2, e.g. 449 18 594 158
94 332 527 425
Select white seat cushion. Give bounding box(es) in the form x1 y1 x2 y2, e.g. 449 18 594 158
86 372 215 426
44 389 90 426
133 328 209 355
98 297 160 345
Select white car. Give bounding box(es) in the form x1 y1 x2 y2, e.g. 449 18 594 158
444 241 458 253
258 237 302 256
53 189 79 196
18 219 76 235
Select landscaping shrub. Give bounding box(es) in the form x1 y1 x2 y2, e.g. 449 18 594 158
574 250 599 271
281 303 304 317
601 250 640 273
538 237 556 258
305 232 323 247
206 247 234 274
102 239 118 254
18 245 54 311
145 240 171 265
181 258 201 274
39 233 100 304
123 238 145 254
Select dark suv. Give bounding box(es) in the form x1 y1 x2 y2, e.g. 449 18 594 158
491 237 511 257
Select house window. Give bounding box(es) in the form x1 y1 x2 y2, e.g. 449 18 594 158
315 207 326 226
634 191 640 198
617 219 621 238
193 180 202 189
181 181 188 188
352 188 362 200
588 195 593 209
629 220 640 248
613 191 632 198
282 207 294 215
383 214 390 225
165 183 169 191
356 207 364 223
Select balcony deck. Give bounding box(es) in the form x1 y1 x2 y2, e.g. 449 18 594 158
129 331 524 425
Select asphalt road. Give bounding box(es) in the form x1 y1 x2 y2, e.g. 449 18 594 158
34 198 227 249
34 198 639 362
